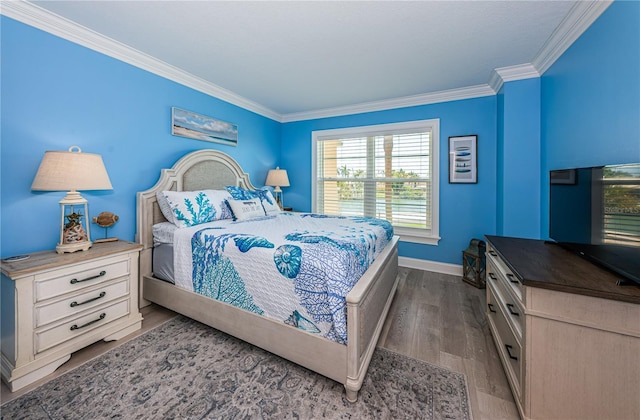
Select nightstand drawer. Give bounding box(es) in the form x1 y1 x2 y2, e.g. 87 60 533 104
34 279 129 328
35 256 130 302
1 240 142 392
35 299 130 354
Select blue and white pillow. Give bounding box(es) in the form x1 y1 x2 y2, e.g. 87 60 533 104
156 190 234 228
225 186 280 216
225 185 257 201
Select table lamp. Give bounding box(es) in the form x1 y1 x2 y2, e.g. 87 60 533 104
31 146 113 254
265 167 290 209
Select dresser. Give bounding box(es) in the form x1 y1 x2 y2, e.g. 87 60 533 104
485 235 640 420
1 241 143 391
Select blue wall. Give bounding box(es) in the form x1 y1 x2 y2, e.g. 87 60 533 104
0 17 281 256
540 1 640 237
497 78 541 239
281 97 498 265
1 0 637 266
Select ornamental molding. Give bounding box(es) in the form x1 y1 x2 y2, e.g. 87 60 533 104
2 0 612 122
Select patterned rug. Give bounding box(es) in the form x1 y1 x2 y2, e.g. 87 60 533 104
1 316 472 419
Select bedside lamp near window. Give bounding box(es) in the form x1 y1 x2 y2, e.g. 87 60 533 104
265 167 290 209
31 146 113 254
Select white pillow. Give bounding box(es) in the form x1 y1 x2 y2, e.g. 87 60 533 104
227 198 266 221
156 190 234 228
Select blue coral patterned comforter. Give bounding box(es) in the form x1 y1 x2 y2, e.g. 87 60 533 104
169 212 393 344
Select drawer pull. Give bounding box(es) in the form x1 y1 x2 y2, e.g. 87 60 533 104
488 272 497 281
489 250 497 257
505 344 518 361
487 303 497 313
70 291 106 308
70 313 106 331
70 270 106 284
506 303 520 316
506 273 519 284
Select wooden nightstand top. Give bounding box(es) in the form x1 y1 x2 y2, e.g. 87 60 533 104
1 240 142 279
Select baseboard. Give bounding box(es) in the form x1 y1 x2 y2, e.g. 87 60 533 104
398 256 463 276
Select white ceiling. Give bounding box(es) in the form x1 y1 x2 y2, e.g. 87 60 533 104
8 1 610 121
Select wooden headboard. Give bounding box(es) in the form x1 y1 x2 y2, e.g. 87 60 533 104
136 150 257 304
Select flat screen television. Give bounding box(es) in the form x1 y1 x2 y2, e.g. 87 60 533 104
549 163 640 286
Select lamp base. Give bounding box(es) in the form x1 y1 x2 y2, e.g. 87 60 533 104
56 240 92 254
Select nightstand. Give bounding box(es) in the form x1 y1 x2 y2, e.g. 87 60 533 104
1 240 143 391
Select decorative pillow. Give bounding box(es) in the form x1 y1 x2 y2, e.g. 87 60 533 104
259 189 281 216
226 198 266 221
225 185 257 200
156 190 234 228
225 186 280 216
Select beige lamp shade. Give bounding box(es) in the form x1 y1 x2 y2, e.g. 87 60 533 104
265 167 290 209
265 167 290 190
31 146 112 254
31 146 113 192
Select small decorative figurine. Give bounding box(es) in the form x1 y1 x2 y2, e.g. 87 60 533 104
92 211 119 243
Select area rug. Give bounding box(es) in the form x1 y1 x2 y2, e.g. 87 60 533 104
1 316 471 419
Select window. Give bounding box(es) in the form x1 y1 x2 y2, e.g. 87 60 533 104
602 164 640 246
312 119 440 245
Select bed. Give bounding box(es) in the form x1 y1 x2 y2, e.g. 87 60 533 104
136 149 399 402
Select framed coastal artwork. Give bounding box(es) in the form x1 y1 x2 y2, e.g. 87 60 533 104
449 135 477 183
171 107 238 146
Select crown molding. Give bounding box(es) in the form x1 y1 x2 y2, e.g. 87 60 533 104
533 0 613 75
489 63 540 93
2 0 612 124
0 1 495 124
281 84 495 123
487 1 611 92
1 0 282 122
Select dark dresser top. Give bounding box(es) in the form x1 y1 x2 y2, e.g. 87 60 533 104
485 235 640 304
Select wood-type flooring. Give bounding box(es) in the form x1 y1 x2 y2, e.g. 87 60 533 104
2 267 519 419
378 267 519 419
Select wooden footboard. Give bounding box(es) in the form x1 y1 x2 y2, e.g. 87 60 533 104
143 275 348 383
345 235 399 401
142 235 399 402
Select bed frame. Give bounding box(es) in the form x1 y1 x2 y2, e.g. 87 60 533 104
136 149 399 402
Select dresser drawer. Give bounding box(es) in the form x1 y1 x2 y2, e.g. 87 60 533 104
487 283 522 399
34 256 130 302
487 260 524 338
35 299 130 354
487 246 523 301
34 279 129 328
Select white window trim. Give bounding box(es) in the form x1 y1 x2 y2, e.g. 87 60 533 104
312 119 440 245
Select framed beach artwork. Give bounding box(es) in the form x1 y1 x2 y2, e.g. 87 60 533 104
171 107 238 146
449 135 477 183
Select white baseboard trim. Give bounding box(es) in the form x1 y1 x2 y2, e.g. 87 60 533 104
398 256 463 276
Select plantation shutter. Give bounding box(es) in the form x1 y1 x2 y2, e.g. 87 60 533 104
316 128 433 232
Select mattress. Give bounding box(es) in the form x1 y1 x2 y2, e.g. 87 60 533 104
152 243 175 284
153 212 393 344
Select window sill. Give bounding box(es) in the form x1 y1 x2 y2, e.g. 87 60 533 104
394 227 440 245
